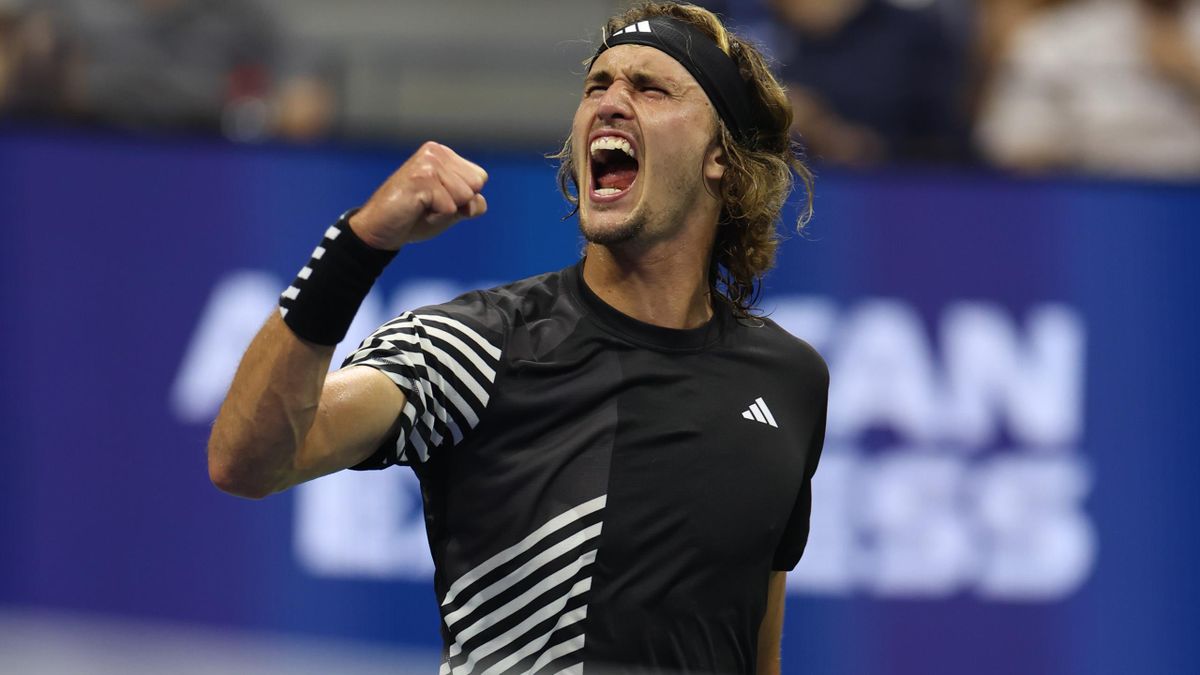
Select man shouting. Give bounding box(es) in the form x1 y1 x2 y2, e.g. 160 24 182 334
209 2 828 673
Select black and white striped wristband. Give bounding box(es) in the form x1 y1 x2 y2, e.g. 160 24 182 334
279 208 397 346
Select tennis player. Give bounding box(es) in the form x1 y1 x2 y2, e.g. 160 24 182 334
210 3 827 673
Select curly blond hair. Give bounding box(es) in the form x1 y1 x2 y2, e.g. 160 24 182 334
554 1 813 317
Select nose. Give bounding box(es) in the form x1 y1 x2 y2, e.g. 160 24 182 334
595 82 634 123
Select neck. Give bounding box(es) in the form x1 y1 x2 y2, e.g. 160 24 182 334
582 234 714 330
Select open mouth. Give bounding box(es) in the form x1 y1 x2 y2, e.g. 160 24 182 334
589 135 639 201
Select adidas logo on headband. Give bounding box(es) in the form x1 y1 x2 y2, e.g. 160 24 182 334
610 20 653 36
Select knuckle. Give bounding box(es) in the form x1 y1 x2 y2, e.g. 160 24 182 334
413 163 437 181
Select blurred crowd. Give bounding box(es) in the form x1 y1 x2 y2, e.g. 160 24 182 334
2 0 1198 180
709 0 1200 179
0 0 336 141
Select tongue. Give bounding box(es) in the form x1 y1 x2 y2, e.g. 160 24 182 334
597 168 637 191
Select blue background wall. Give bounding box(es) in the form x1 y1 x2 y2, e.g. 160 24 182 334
1 128 1197 673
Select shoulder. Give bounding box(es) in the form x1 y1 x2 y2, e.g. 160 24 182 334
736 315 829 387
370 266 579 363
405 266 573 333
476 266 573 317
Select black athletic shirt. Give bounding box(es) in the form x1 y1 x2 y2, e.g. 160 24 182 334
342 261 828 675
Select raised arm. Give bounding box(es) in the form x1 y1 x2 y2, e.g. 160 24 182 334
207 142 489 498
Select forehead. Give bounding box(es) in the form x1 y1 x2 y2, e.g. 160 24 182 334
588 44 698 88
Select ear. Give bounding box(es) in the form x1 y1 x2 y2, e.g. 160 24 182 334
703 140 727 182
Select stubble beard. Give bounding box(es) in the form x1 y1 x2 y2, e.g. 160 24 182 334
579 206 648 246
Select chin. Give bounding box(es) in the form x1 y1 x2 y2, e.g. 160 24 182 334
579 209 646 246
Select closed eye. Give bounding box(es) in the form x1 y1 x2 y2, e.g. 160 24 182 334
628 71 672 94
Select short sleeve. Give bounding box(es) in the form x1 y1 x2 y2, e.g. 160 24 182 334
772 387 829 572
340 290 509 469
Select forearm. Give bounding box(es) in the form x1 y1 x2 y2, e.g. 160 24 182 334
208 313 334 498
207 142 488 497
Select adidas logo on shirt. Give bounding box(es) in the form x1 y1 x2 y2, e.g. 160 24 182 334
741 397 778 428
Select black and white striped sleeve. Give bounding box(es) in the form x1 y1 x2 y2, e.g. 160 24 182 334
340 290 508 468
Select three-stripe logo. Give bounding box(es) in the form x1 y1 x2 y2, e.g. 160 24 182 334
741 397 778 428
610 20 652 36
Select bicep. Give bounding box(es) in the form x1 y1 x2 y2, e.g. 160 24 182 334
757 571 787 675
286 365 406 487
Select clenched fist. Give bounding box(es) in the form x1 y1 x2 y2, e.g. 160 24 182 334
349 141 489 251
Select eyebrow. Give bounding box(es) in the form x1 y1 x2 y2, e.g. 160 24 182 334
584 70 613 87
584 69 678 90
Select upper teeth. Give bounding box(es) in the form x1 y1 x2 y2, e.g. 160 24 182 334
590 136 635 159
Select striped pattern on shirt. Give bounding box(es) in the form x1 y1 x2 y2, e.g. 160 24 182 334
342 307 502 463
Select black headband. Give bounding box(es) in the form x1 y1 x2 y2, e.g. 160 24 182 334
589 16 767 147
